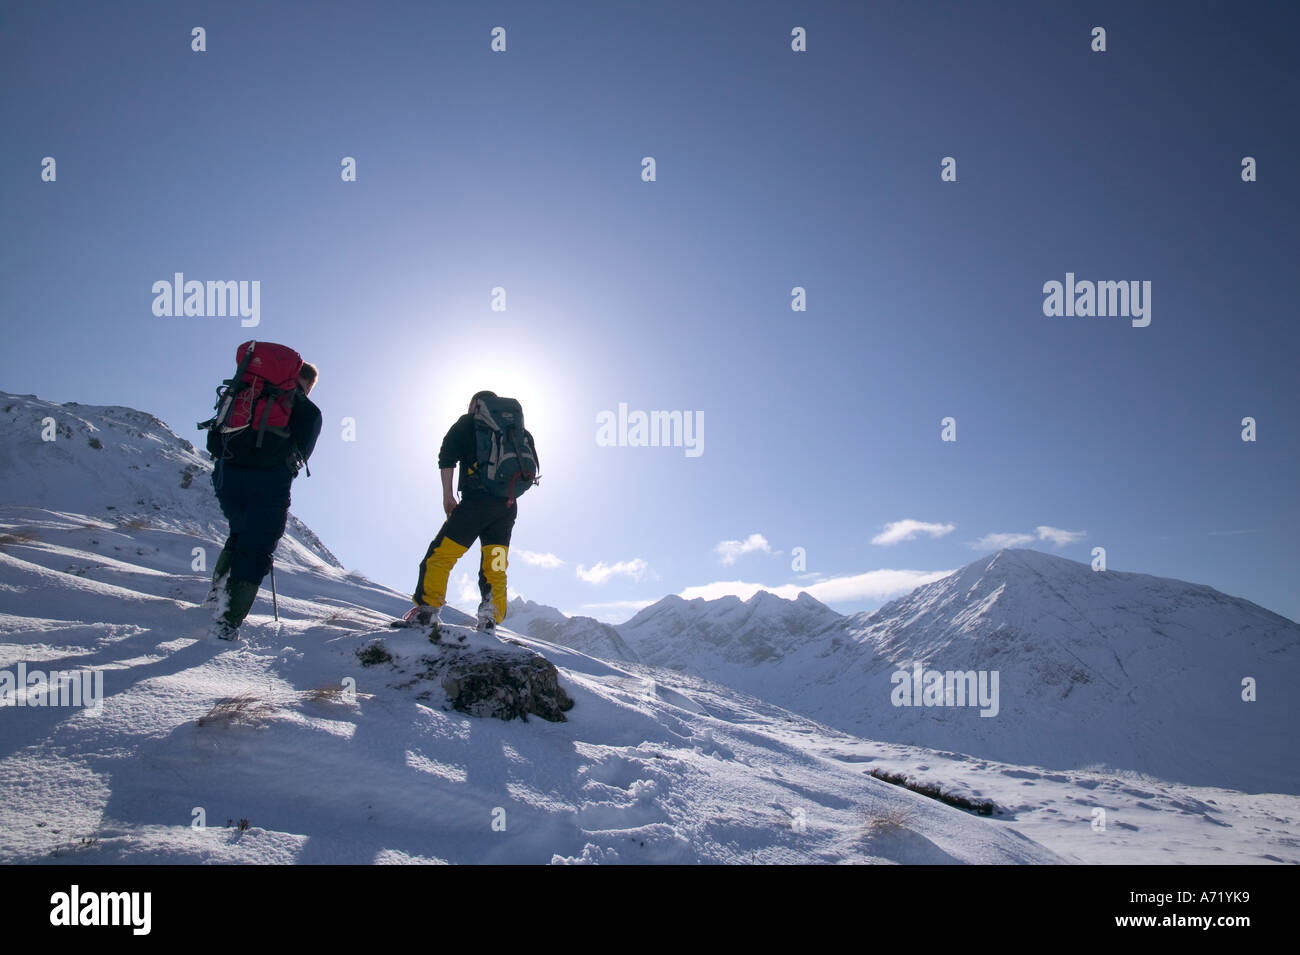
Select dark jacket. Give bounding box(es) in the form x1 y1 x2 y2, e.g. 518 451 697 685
439 413 538 497
209 388 321 477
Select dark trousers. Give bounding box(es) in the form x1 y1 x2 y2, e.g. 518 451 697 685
213 464 292 586
413 493 517 623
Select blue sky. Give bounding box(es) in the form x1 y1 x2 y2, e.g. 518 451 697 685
2 1 1297 623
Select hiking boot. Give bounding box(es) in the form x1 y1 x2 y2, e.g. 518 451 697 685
391 604 443 643
209 619 240 642
396 604 439 627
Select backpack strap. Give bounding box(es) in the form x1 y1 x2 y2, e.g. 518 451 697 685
503 425 538 506
253 382 278 448
252 381 295 448
199 340 258 431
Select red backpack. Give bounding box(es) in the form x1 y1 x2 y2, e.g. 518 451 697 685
199 340 303 459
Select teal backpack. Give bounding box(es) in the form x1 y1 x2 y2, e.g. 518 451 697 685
471 396 539 504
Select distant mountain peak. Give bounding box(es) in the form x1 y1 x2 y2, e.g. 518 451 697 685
504 596 640 663
609 544 1297 792
618 586 845 672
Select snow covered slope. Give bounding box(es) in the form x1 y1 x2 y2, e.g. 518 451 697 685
0 392 1063 864
620 591 842 673
616 549 1299 795
504 597 640 663
829 549 1299 793
0 392 337 571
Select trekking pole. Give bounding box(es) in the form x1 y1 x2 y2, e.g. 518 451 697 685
270 560 279 621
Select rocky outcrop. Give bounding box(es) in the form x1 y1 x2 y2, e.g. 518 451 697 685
361 627 575 723
430 649 575 722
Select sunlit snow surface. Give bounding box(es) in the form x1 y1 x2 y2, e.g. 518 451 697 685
0 393 1294 864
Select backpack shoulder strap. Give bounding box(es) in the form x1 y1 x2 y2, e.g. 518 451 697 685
198 340 258 431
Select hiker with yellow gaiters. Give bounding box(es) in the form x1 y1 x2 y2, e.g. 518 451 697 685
395 391 539 641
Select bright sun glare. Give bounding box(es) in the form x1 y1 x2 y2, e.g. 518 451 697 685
415 326 566 446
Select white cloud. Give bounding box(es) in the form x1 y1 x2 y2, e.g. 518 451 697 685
971 526 1087 550
575 558 649 585
871 520 956 546
1035 525 1087 546
452 570 478 606
678 567 952 604
801 568 955 603
515 549 565 569
677 580 772 602
715 533 772 565
580 599 658 621
971 532 1037 550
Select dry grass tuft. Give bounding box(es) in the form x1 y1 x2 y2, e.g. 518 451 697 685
864 804 916 837
305 684 348 704
197 693 278 728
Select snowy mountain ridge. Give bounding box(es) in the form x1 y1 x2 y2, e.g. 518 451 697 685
0 391 338 570
0 390 1081 864
618 589 844 672
593 547 1299 793
504 597 640 663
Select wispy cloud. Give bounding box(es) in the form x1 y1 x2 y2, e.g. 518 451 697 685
715 533 772 565
872 519 956 546
453 570 478 606
575 558 650 585
1035 525 1086 546
678 567 952 604
971 526 1086 550
515 549 565 569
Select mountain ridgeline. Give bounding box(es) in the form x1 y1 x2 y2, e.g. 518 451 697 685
0 390 1073 864
0 391 338 570
520 551 1299 794
4 389 1295 796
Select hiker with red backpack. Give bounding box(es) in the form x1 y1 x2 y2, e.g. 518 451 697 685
395 391 539 640
198 341 322 641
